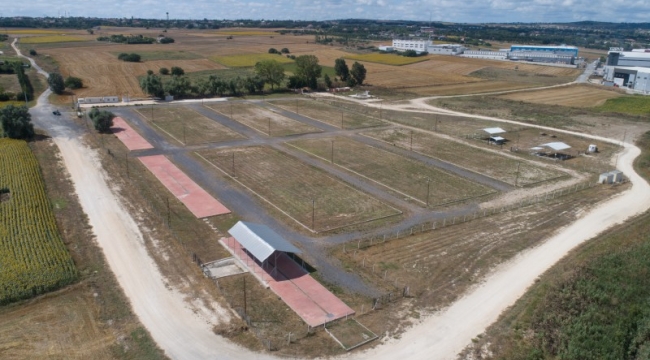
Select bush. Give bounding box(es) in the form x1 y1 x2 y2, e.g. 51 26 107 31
281 48 290 54
117 53 141 62
159 36 175 44
170 66 184 76
64 76 83 89
159 67 169 75
268 48 279 54
88 107 115 133
47 73 65 94
28 49 37 56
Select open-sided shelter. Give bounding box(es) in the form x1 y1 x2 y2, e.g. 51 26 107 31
228 221 301 277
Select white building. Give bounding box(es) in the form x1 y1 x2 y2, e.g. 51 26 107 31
427 44 466 55
602 66 650 94
606 50 650 68
461 50 508 60
392 39 431 54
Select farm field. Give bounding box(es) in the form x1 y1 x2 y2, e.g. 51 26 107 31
270 98 385 129
338 183 617 309
195 146 400 232
134 105 244 145
289 137 493 207
343 53 430 66
113 50 202 61
41 46 225 97
499 84 623 107
206 102 321 136
211 53 294 67
0 139 77 305
365 128 565 186
407 81 536 96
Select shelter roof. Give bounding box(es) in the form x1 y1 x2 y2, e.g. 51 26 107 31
228 221 301 262
541 142 571 151
483 127 506 135
490 136 505 141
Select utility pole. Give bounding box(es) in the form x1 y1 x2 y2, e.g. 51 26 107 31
166 197 170 227
232 152 236 177
410 130 413 151
331 140 334 163
312 199 315 230
341 111 344 129
515 161 521 187
426 178 430 207
243 276 247 317
183 123 186 145
268 118 271 136
230 102 233 119
151 104 154 123
126 154 129 178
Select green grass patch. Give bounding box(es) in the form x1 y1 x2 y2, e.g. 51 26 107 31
211 53 294 67
596 95 650 116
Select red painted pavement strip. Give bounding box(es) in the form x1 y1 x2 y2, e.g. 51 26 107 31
275 253 355 319
139 155 230 218
111 117 154 151
223 237 353 327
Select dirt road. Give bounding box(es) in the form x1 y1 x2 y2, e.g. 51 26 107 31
18 34 650 359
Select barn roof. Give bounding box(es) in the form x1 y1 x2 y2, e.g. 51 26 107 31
483 127 506 135
541 142 571 151
228 221 301 262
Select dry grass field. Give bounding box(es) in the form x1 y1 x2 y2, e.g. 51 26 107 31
364 128 565 186
289 137 493 207
343 53 430 66
336 184 618 310
206 102 321 137
499 84 623 107
270 99 385 129
135 105 244 145
195 146 400 232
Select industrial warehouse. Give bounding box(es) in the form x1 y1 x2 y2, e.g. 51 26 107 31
386 39 579 65
602 48 650 94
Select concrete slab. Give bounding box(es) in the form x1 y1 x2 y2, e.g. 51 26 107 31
139 155 230 218
111 117 154 151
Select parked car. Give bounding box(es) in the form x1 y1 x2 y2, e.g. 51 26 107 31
52 110 61 116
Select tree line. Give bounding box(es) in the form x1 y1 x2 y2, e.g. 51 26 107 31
138 55 367 99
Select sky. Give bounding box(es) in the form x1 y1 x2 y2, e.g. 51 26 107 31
5 0 650 23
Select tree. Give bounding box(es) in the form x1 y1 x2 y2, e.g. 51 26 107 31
64 76 83 89
281 48 290 54
324 74 332 89
88 107 115 133
139 72 164 98
159 67 169 75
170 66 184 76
47 73 65 94
294 55 322 89
0 105 34 139
350 62 367 86
334 58 350 81
28 49 37 56
254 60 286 90
268 48 279 54
164 76 192 98
287 75 306 89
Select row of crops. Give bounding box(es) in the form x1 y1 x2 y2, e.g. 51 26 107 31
0 139 77 305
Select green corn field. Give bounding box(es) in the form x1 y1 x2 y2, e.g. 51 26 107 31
0 139 78 305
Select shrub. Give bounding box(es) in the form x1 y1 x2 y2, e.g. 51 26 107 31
28 49 37 56
159 67 169 75
64 76 83 89
117 53 141 62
